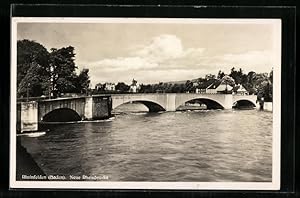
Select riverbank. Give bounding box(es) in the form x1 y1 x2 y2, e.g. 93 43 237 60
16 139 47 180
256 102 273 112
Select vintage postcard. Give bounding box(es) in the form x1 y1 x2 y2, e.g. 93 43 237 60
10 17 281 190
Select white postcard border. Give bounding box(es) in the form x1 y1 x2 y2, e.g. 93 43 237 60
10 17 281 190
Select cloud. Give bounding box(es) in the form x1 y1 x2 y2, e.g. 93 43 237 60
82 34 206 72
135 34 184 62
90 68 211 86
78 34 274 85
198 50 274 74
221 50 273 67
87 57 158 71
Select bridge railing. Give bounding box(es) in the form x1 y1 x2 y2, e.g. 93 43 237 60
17 96 51 103
17 93 257 103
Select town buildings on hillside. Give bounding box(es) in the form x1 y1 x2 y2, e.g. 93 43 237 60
195 75 249 95
93 75 250 95
95 82 116 91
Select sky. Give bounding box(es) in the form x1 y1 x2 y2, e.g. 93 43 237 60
17 18 281 87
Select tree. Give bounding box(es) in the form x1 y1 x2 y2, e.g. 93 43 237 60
264 82 272 102
49 46 78 96
17 40 49 85
74 69 90 94
17 40 50 97
229 67 237 84
171 84 185 93
18 62 44 97
229 67 249 85
253 73 269 90
269 69 273 83
116 82 130 93
205 74 216 80
139 84 153 93
196 77 207 84
217 70 225 79
221 75 235 87
247 71 256 84
17 40 91 98
184 80 194 92
252 70 272 101
243 71 257 94
164 83 173 93
257 81 272 102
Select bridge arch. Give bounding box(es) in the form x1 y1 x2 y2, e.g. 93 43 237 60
232 99 256 109
113 99 166 112
176 97 225 110
38 97 86 122
41 108 82 122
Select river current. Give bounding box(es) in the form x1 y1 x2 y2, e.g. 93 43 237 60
20 103 272 182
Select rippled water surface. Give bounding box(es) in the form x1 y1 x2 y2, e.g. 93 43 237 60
20 104 272 182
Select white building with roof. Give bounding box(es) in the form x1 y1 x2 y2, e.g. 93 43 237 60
206 75 234 94
104 82 115 91
233 84 249 95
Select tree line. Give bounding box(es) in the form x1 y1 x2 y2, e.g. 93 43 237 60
97 68 272 101
17 40 90 98
217 67 273 101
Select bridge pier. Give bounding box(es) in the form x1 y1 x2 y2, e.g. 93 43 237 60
84 96 112 120
165 94 176 111
84 97 93 120
223 94 234 109
18 101 38 133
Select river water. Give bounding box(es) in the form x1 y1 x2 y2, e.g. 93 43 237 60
20 103 272 182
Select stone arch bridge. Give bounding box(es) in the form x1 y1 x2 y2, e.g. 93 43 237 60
18 93 257 132
111 93 257 112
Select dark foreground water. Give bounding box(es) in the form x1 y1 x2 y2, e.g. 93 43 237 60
20 104 272 182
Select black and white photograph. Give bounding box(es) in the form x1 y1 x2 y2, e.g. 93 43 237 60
10 17 281 190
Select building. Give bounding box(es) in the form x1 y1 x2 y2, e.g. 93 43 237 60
129 79 138 93
206 75 234 94
104 83 115 91
95 83 104 91
196 79 219 93
192 82 199 87
233 84 249 95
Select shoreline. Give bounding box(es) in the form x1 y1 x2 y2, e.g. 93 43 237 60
16 139 47 181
